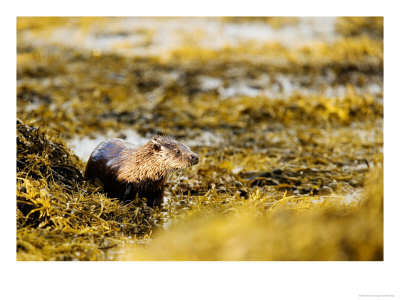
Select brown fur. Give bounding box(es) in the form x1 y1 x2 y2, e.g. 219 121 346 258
84 136 199 207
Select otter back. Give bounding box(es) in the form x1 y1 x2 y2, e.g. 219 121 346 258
84 138 140 202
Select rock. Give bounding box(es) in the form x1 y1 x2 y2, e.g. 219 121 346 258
320 186 333 195
272 168 283 176
328 181 338 190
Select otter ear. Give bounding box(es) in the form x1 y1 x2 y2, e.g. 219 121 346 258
152 139 161 151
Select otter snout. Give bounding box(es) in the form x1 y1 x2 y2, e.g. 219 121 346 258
189 153 199 165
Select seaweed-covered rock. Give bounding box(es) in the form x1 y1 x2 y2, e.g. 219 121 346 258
17 119 83 187
17 120 161 260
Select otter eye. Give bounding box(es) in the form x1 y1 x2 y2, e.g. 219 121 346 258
153 143 161 151
175 150 181 155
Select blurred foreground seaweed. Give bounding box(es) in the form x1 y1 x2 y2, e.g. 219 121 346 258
121 166 383 261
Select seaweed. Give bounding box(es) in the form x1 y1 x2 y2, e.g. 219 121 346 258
335 17 383 39
17 119 161 260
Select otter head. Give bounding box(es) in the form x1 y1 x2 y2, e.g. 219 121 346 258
150 136 199 170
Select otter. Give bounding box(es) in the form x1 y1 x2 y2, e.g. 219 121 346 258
84 136 199 207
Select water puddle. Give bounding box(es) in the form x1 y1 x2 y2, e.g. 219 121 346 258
68 128 225 161
68 129 148 161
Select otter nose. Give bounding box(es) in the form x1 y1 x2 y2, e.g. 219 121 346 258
190 153 199 165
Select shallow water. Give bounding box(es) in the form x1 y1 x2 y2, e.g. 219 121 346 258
68 129 149 161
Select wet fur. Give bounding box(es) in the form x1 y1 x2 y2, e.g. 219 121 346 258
84 136 198 207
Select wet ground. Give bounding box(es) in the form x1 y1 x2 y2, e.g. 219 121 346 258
16 17 383 260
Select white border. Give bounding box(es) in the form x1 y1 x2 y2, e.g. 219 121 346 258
2 1 399 299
